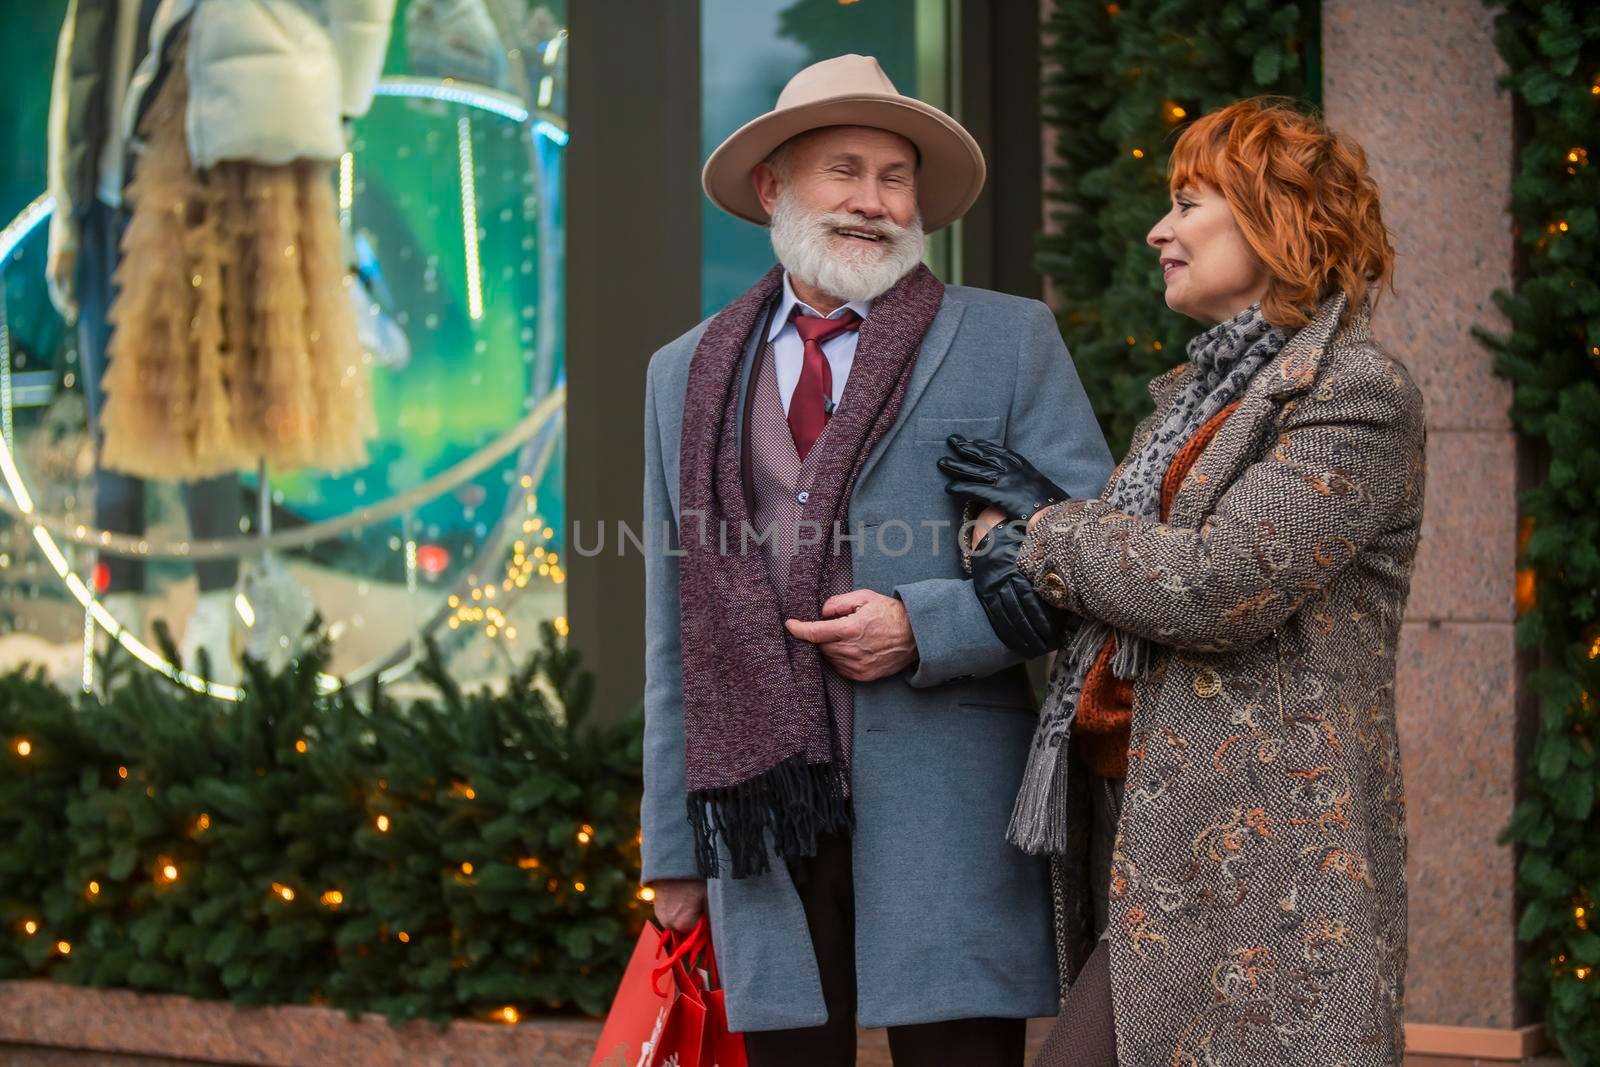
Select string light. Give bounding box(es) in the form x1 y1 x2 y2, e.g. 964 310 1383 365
14 739 29 757
273 883 295 902
320 890 344 908
87 881 100 896
118 766 128 779
294 739 309 754
195 813 211 833
577 824 594 845
22 920 37 936
376 815 390 832
457 116 484 320
397 931 410 943
495 1006 520 1024
1131 148 1145 159
638 887 656 902
517 856 541 870
574 881 587 893
159 861 179 883
461 862 474 875
56 940 70 956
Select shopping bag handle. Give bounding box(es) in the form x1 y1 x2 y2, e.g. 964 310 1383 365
650 917 708 997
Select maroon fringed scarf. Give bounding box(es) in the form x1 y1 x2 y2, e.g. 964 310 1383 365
678 263 945 878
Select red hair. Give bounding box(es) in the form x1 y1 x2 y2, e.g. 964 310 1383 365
1168 97 1394 329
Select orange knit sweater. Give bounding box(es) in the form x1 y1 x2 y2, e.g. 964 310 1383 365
1074 400 1242 779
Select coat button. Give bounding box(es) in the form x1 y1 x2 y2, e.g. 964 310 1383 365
1040 571 1068 601
1193 667 1222 699
796 491 810 504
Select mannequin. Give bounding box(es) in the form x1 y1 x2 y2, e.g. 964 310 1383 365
47 0 395 681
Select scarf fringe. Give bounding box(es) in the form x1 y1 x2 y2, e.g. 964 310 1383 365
688 755 854 879
1006 730 1077 855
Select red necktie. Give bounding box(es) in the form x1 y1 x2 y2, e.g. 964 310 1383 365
788 308 862 461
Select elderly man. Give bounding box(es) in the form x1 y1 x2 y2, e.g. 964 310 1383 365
639 55 1113 1066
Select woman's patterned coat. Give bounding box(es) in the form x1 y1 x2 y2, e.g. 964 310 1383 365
1018 292 1426 1066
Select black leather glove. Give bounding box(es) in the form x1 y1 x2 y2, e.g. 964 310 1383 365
970 516 1069 659
938 435 1070 519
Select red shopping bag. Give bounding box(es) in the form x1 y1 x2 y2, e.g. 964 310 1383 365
589 920 707 1067
690 930 746 1067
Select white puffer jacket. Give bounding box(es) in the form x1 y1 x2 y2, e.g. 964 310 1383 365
126 0 395 168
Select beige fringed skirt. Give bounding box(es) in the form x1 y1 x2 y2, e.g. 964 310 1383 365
102 33 375 481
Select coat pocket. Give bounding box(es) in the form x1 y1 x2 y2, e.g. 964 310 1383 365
913 415 1002 444
959 700 1038 717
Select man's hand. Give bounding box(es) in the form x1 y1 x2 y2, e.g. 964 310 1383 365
785 589 918 682
651 879 707 935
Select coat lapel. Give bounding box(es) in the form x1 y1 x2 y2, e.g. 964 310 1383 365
1166 292 1351 527
853 295 966 493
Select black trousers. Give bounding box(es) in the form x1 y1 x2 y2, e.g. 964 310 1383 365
741 833 1028 1067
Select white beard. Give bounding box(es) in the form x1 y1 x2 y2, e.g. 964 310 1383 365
768 191 926 304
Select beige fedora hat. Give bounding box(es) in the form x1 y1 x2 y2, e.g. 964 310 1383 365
702 54 985 234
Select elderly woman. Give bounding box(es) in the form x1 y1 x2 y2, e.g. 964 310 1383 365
941 98 1424 1066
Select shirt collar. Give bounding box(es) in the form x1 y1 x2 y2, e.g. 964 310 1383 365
768 272 873 341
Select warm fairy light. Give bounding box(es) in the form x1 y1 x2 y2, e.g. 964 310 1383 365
638 887 656 902
22 920 37 936
196 813 211 832
1579 966 1592 980
1131 148 1145 158
577 824 594 845
273 882 295 902
160 862 179 883
574 881 587 893
495 1005 520 1024
295 739 308 754
88 881 100 896
118 766 128 779
320 890 343 908
14 739 30 757
517 856 541 870
376 815 390 832
461 862 474 875
1558 220 1569 232
56 940 70 955
397 931 410 943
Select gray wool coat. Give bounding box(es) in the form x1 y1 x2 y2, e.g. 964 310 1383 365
1019 293 1424 1066
639 282 1115 1033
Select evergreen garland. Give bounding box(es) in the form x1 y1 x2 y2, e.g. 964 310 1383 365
1036 0 1319 452
1481 3 1600 1062
0 624 647 1024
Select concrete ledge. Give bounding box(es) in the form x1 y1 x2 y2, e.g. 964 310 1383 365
1407 1022 1548 1062
0 979 1563 1067
0 979 603 1067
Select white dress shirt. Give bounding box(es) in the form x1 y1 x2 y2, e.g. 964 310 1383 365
768 272 873 417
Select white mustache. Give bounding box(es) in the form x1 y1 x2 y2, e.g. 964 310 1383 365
769 193 926 304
